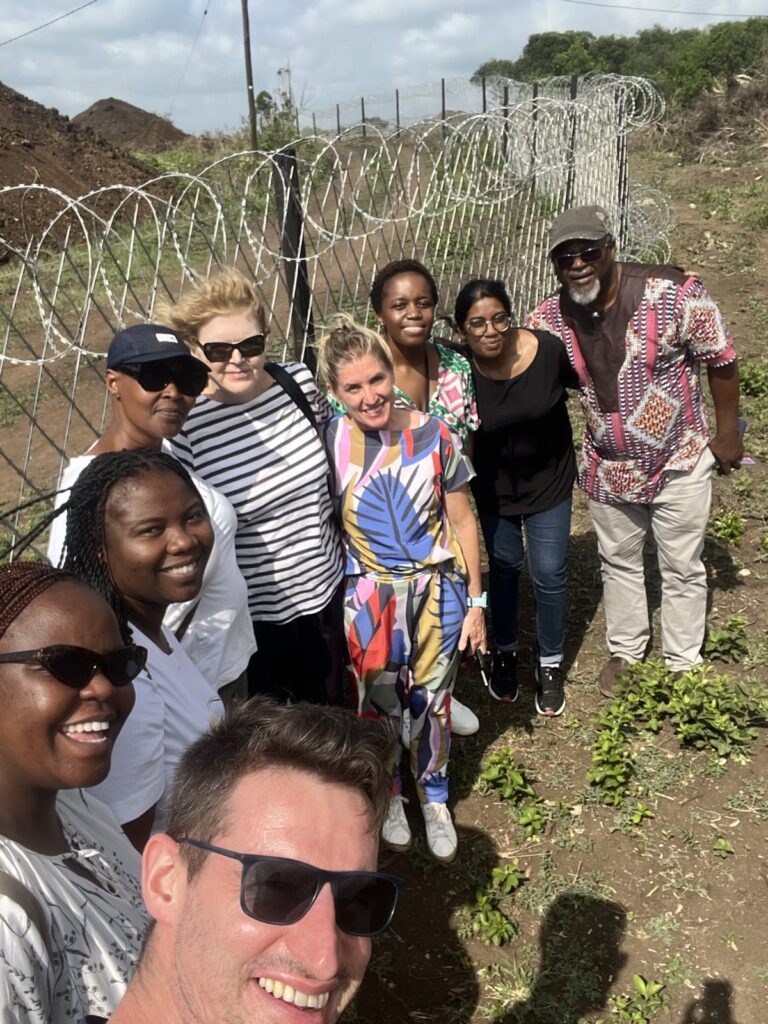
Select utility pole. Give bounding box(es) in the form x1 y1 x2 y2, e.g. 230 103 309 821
277 61 294 109
240 0 258 149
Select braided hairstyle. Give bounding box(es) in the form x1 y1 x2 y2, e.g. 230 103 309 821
0 561 78 643
62 448 202 642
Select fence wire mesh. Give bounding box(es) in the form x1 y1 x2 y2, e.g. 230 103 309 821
0 74 671 557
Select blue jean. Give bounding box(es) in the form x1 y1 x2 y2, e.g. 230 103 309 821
480 495 572 662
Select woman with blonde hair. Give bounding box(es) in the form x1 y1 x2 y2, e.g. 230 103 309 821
318 316 487 863
331 258 481 737
159 268 346 705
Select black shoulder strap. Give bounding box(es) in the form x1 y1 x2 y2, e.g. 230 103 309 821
264 362 320 436
264 362 340 525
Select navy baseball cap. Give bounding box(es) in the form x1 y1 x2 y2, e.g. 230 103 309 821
107 323 207 372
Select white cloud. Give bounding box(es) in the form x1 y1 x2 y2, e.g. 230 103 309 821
1 0 763 133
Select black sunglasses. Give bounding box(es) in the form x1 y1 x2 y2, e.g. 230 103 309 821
180 838 404 937
201 334 267 363
0 643 147 689
553 244 607 271
118 360 209 397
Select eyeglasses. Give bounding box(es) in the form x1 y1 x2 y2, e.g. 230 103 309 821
553 245 607 271
464 312 513 337
201 335 266 363
179 838 404 937
118 360 209 397
0 644 147 689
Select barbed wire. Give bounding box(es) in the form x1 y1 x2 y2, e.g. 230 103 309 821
0 74 671 526
0 83 667 367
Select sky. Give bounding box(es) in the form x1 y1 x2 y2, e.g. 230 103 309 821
1 0 763 135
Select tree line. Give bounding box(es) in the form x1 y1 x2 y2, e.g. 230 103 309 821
473 20 768 104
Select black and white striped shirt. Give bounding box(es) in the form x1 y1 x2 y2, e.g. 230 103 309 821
169 363 343 623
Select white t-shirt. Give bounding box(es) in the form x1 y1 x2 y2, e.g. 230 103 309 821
88 625 224 831
47 452 256 689
0 789 148 1024
169 362 343 624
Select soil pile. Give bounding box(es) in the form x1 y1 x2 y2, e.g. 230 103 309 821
668 65 768 160
0 81 155 253
74 97 189 152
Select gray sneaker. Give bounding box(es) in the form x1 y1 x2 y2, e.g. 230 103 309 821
382 795 411 851
422 801 457 863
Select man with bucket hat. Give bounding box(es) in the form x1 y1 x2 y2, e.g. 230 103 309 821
528 205 742 694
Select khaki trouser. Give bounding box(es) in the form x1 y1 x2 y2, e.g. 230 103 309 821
589 447 715 671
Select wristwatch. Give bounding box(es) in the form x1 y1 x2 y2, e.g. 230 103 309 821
467 592 488 609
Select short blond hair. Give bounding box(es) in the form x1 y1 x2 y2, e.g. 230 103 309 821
317 314 394 393
155 268 265 346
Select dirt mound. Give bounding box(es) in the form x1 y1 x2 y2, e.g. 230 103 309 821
74 97 189 152
0 81 156 253
665 63 768 161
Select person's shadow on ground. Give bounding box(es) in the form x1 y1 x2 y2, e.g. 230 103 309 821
498 892 628 1024
680 979 738 1024
350 823 500 1023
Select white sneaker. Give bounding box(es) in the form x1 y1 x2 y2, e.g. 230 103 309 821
422 802 457 863
450 696 479 736
382 795 411 851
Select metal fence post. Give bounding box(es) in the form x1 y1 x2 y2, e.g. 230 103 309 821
441 78 446 139
565 75 578 208
531 81 539 194
272 148 315 367
482 76 487 113
502 84 510 162
395 88 400 134
336 103 341 135
615 87 630 251
361 97 366 138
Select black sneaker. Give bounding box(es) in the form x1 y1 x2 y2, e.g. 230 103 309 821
535 664 566 717
488 650 518 703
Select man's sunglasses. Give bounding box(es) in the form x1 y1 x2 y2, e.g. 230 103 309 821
201 335 266 363
180 838 404 937
0 644 147 689
118 360 209 397
553 244 607 271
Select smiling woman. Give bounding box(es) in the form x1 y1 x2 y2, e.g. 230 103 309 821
318 317 487 864
61 449 224 849
0 561 148 1023
160 268 347 707
46 323 256 701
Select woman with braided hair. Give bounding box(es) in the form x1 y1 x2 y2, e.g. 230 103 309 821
0 561 148 1023
62 448 223 849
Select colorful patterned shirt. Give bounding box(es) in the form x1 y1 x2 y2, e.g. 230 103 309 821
527 264 736 505
329 342 479 450
325 414 474 580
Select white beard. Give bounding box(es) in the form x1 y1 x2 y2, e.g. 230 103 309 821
568 278 601 306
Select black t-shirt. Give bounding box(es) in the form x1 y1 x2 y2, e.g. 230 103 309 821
470 330 577 517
